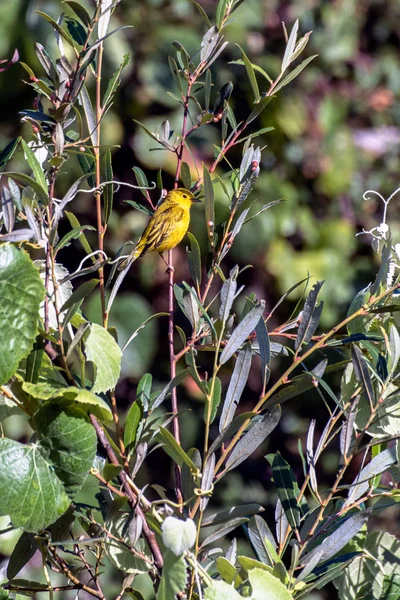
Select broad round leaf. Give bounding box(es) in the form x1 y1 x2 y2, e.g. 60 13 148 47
0 438 70 532
85 323 122 393
0 245 45 385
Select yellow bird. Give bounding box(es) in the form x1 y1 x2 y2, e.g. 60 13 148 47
119 188 200 270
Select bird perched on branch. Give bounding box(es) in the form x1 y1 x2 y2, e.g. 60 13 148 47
118 188 200 270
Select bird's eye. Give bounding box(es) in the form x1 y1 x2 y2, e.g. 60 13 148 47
183 194 187 198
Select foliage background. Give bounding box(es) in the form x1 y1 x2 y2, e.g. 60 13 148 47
1 0 400 597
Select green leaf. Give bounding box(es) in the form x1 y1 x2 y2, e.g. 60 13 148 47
102 148 113 225
157 427 200 474
206 376 222 424
54 224 96 253
65 16 87 45
0 137 20 171
204 580 243 600
225 407 281 472
180 161 192 189
345 447 397 506
270 452 301 530
219 344 252 432
7 532 37 580
103 53 130 107
220 300 265 364
203 164 215 228
152 369 189 409
77 149 96 189
201 517 249 547
124 402 142 450
295 281 324 350
156 549 187 599
216 0 229 29
0 245 45 385
220 266 238 325
80 85 98 147
60 279 99 312
351 345 375 409
236 45 260 101
202 503 263 527
187 232 202 289
273 55 318 94
168 56 184 94
302 511 370 569
281 20 299 72
63 1 92 27
36 10 76 47
0 406 96 532
105 512 150 574
33 404 97 497
85 323 122 393
2 172 49 205
249 568 293 600
247 515 277 566
255 318 270 389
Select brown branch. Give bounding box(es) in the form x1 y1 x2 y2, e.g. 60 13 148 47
90 415 163 569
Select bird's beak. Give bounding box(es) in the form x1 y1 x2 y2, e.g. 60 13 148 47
192 196 202 203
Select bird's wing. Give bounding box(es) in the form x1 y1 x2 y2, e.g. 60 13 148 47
137 205 185 255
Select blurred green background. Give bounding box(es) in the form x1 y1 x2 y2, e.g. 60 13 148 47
1 0 400 597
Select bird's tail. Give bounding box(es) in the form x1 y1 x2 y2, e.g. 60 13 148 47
117 247 142 271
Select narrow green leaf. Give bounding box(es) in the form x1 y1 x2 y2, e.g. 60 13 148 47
3 172 49 205
273 55 318 94
219 344 252 432
0 137 20 171
64 211 93 256
103 53 130 107
295 280 324 350
157 427 200 474
302 512 370 568
168 56 184 94
187 232 202 289
60 279 99 312
77 148 96 188
36 10 76 47
346 447 397 505
65 16 87 45
80 85 98 147
247 515 277 566
216 0 229 29
55 225 96 253
219 266 238 325
202 503 263 527
205 69 212 112
137 373 152 411
152 370 189 409
255 318 270 389
236 44 260 101
249 569 293 600
201 517 249 547
180 161 191 189
281 20 299 72
225 407 281 472
190 0 211 28
124 402 142 450
220 300 265 364
7 532 37 580
203 163 215 228
101 148 113 225
351 345 375 410
63 1 92 27
270 452 301 530
206 376 222 424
